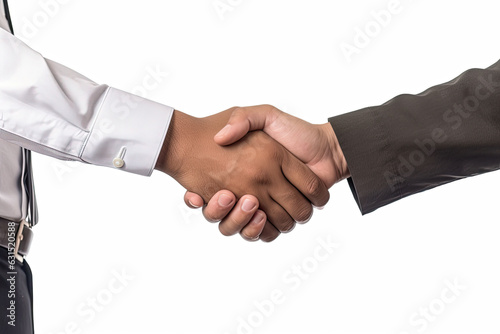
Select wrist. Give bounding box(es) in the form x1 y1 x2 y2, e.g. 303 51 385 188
155 110 194 177
321 122 350 182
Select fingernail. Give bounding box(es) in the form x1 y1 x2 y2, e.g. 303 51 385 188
218 193 233 207
188 200 201 208
215 124 231 139
242 198 257 212
313 205 325 211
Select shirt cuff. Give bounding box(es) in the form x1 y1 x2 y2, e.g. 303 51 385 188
80 87 173 176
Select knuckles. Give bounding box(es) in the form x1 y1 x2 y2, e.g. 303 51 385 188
305 175 326 203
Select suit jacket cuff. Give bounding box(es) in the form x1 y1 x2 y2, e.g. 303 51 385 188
329 106 398 215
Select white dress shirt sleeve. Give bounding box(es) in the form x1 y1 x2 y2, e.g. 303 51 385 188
0 27 173 176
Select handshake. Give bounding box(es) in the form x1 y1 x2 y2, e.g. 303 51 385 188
155 105 350 242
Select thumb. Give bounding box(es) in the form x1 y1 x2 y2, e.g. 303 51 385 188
214 105 279 146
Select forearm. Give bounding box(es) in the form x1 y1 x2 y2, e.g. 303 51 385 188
330 59 500 214
0 28 172 176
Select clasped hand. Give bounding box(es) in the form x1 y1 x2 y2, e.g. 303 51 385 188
155 105 349 242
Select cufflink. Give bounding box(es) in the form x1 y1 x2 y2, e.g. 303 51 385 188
113 147 127 168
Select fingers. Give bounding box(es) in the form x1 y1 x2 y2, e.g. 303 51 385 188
239 210 267 241
201 190 236 223
218 195 261 237
214 105 281 146
281 153 330 208
258 196 297 234
184 190 268 241
270 180 313 225
184 191 204 208
186 187 295 241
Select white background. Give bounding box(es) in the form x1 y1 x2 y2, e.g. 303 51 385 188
7 0 500 333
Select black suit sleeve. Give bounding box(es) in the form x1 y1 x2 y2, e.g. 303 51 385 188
329 59 500 215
